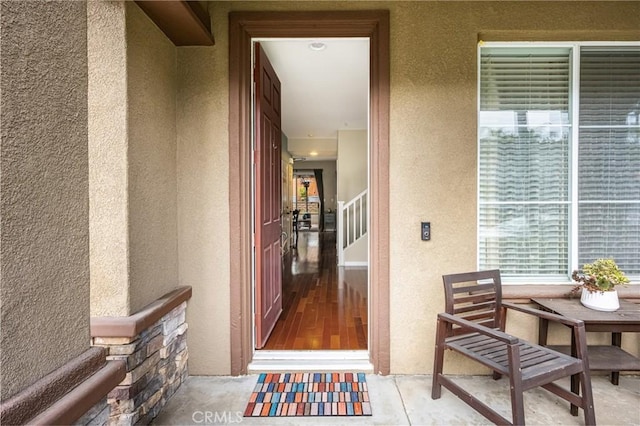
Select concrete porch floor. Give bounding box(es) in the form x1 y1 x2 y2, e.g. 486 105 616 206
153 374 640 425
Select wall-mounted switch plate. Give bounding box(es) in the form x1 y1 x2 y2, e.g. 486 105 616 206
421 222 431 241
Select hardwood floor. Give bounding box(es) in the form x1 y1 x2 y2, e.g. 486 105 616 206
263 231 368 350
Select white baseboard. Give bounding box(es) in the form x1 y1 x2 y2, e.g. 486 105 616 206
344 261 368 267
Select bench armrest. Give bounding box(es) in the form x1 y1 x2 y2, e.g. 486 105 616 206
437 312 518 344
503 302 585 328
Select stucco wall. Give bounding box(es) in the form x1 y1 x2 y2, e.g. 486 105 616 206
177 45 231 374
385 1 639 374
126 3 179 313
1 3 90 399
183 1 640 375
88 1 130 317
88 2 179 316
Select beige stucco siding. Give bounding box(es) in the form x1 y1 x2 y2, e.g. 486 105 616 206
1 3 90 399
126 3 179 314
88 1 130 317
89 2 180 316
389 1 485 374
387 0 640 373
178 1 639 375
177 46 231 374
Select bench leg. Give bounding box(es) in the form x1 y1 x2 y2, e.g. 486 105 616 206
507 344 525 425
573 322 596 425
431 318 446 399
579 369 596 426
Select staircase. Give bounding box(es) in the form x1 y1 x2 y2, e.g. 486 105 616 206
337 189 368 266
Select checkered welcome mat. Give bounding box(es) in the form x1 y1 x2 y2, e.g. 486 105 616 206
244 372 371 417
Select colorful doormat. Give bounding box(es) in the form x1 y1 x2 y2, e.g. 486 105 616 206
244 372 371 417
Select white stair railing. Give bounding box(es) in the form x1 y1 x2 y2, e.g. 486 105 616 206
337 189 368 266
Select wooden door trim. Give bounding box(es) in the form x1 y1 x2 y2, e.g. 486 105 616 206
228 10 390 375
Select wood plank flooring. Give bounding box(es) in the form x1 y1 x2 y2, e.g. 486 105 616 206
263 231 368 350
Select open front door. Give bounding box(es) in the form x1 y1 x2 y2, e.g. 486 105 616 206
254 43 283 348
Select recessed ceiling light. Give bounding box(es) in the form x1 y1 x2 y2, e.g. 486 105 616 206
308 42 327 51
310 151 318 156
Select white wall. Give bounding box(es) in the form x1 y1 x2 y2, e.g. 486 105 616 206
337 130 368 264
345 235 368 265
337 130 367 202
288 138 338 160
282 134 294 250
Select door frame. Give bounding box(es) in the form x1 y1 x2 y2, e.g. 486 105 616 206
229 10 390 375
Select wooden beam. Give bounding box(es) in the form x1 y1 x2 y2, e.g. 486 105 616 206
135 1 214 46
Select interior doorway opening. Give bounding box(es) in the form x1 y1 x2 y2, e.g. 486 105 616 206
252 37 370 353
294 172 320 231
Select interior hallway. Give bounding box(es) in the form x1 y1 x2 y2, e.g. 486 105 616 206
263 231 368 350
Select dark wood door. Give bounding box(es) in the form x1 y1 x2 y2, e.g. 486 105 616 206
254 43 283 348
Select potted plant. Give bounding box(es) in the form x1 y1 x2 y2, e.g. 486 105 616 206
571 258 629 312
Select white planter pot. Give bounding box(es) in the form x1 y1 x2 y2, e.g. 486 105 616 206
580 289 620 312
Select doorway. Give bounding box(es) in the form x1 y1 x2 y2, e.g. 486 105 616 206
256 38 369 353
228 10 390 375
293 173 320 232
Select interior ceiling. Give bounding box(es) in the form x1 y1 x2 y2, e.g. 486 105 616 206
260 38 369 161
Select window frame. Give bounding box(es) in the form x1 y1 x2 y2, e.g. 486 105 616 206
477 41 640 284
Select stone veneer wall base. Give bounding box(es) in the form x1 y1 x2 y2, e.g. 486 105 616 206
91 287 192 425
74 397 109 426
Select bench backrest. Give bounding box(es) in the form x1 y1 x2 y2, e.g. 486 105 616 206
442 269 504 336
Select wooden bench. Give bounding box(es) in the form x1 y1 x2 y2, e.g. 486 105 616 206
431 270 595 425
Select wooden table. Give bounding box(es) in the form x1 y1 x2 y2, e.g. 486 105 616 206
533 298 640 414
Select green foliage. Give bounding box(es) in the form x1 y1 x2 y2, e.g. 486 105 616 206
572 258 629 293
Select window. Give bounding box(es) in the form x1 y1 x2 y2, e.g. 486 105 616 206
479 43 640 281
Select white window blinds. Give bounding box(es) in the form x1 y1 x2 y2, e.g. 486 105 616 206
479 48 571 276
479 45 640 279
578 47 640 274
